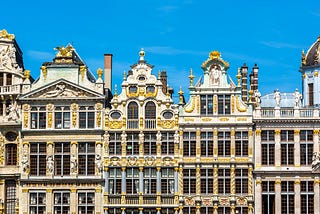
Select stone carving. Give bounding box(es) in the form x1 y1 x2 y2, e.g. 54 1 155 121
294 88 302 107
254 90 261 107
274 89 281 107
0 46 15 70
5 102 20 122
21 154 29 173
312 152 320 169
95 154 103 173
210 64 221 85
184 196 195 206
47 156 54 173
40 84 86 98
70 155 77 173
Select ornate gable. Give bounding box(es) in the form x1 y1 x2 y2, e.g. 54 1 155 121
19 79 104 100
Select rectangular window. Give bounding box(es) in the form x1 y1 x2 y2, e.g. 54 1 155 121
109 168 122 195
235 169 248 194
308 83 314 106
261 130 275 141
5 180 16 214
200 169 213 194
218 169 230 194
29 192 46 214
200 132 213 157
183 207 196 214
183 169 196 194
144 132 157 155
126 133 139 156
200 95 213 115
261 143 275 165
235 131 248 157
79 107 95 128
30 108 46 129
161 132 175 155
300 130 313 166
78 192 94 214
281 143 294 165
126 168 139 194
54 191 70 214
144 168 157 194
109 208 122 214
281 181 294 214
262 181 275 214
5 144 17 165
301 181 314 214
218 95 231 115
217 207 230 214
280 130 294 142
78 142 95 176
109 132 122 155
161 168 174 194
235 207 248 214
183 132 196 157
30 142 46 176
54 142 70 176
200 207 214 214
55 110 70 129
218 131 231 157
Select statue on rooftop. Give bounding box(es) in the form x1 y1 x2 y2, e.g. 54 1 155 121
294 89 302 107
274 89 281 107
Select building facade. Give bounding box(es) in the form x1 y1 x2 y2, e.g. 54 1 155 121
0 29 320 214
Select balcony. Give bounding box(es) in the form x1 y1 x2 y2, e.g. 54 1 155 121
144 119 156 129
127 119 139 129
256 107 319 119
0 84 21 95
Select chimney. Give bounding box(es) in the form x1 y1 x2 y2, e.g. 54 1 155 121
252 64 259 91
241 64 248 102
160 70 167 94
104 54 113 91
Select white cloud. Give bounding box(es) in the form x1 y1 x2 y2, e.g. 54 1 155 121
260 41 303 49
27 50 54 61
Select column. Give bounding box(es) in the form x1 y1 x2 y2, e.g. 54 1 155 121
104 168 109 210
314 130 319 156
20 188 28 214
196 129 201 160
248 128 253 159
46 189 53 214
230 165 235 195
254 178 262 214
70 141 78 177
95 187 103 214
179 167 183 195
213 165 218 195
231 128 235 158
156 167 161 205
196 166 200 195
156 131 162 157
174 167 179 194
213 129 218 159
314 177 320 212
121 131 127 157
70 188 77 214
275 178 281 214
294 130 300 167
47 142 54 177
139 131 144 158
275 130 281 167
255 129 262 168
139 166 144 205
121 167 126 205
294 179 301 214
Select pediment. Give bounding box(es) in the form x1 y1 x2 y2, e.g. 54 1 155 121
20 79 104 100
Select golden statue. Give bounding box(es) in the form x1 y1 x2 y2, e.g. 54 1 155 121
54 45 74 57
0 29 15 40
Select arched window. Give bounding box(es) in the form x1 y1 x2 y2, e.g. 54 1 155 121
145 101 156 129
127 102 138 119
127 102 138 129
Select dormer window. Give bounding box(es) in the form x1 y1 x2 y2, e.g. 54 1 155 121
129 86 137 93
138 75 146 81
146 86 155 93
110 111 121 120
218 95 231 115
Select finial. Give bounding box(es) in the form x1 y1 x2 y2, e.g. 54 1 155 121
97 68 103 79
139 48 145 61
114 84 118 97
301 50 306 65
0 29 15 40
236 67 241 86
178 86 184 104
166 85 170 97
24 70 30 80
54 44 74 57
123 70 127 80
188 68 195 86
158 70 161 79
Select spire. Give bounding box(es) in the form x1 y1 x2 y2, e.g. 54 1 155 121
188 68 195 87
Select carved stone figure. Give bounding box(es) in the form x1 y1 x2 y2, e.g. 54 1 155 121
95 154 103 173
294 89 302 107
21 155 29 173
312 152 320 166
70 155 77 173
273 89 281 107
254 90 261 107
0 47 13 70
210 65 220 85
6 103 20 122
47 156 54 173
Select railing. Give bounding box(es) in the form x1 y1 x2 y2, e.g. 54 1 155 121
280 109 294 117
300 109 314 117
108 195 121 204
161 195 174 204
126 195 139 204
0 84 21 95
144 119 156 129
143 195 157 204
127 119 139 129
261 109 275 117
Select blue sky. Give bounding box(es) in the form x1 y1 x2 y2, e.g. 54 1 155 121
1 0 320 100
